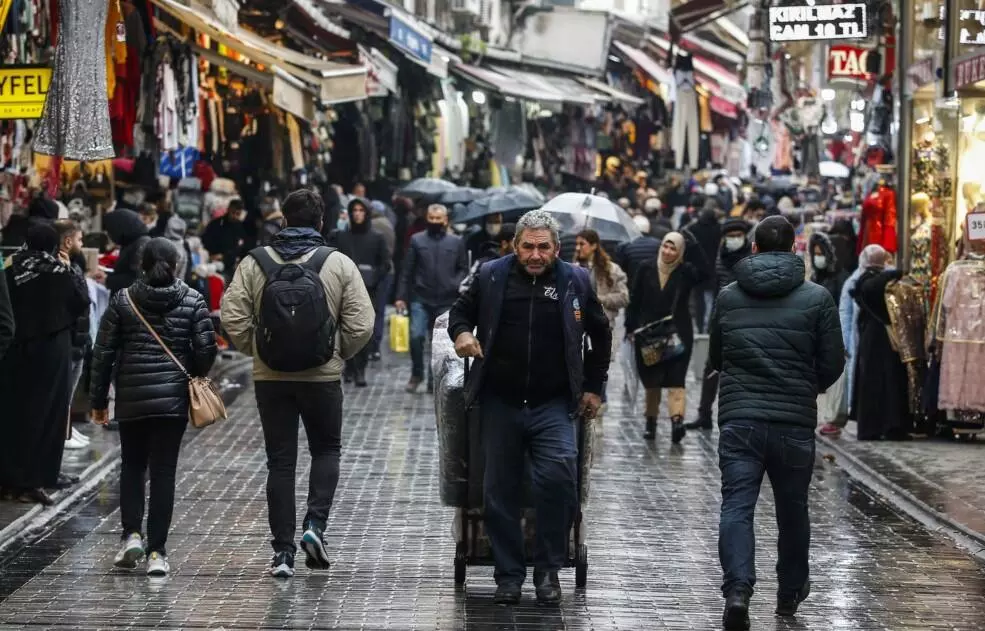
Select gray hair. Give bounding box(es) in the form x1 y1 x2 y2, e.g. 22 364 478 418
514 209 561 246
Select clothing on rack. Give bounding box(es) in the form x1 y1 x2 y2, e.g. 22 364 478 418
671 53 699 170
936 260 985 413
857 183 897 254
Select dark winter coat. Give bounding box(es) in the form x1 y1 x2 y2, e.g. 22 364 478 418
397 230 468 307
5 252 89 342
827 219 858 273
104 209 151 295
329 217 389 291
710 252 845 429
201 214 248 280
69 263 92 360
0 267 13 361
616 235 660 288
626 238 708 388
809 231 850 304
716 239 753 295
683 209 722 290
90 279 217 422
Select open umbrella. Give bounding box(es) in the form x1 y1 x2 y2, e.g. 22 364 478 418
455 189 543 223
399 177 458 201
438 187 484 205
819 161 850 179
541 193 642 243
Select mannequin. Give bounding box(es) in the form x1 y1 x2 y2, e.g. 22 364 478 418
910 192 932 294
672 52 699 170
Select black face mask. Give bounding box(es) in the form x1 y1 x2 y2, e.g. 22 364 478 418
427 222 445 236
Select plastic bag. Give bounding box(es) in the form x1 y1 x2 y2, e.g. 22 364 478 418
389 313 410 353
620 339 641 409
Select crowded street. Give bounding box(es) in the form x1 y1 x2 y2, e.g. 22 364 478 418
1 350 985 630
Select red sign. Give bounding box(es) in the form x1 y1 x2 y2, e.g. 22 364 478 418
953 51 985 90
827 45 894 82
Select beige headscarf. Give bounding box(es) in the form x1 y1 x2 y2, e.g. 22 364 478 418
658 231 686 289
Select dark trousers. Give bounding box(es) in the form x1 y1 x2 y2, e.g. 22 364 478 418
718 421 814 599
372 272 394 353
345 345 371 379
119 418 188 555
256 380 343 555
410 302 448 382
697 359 719 422
481 394 578 585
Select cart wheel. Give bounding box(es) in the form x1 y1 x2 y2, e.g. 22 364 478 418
575 544 588 588
454 547 467 586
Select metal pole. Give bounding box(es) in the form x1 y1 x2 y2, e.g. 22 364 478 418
896 0 914 269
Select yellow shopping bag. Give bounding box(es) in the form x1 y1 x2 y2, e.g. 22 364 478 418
389 313 410 353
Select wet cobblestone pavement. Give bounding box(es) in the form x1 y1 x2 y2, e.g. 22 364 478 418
1 350 985 630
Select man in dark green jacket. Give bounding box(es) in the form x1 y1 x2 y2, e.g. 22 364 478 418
709 216 844 630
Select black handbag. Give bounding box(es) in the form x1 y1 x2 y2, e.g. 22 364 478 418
633 291 686 369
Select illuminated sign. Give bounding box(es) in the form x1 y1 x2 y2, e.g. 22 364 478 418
769 2 867 42
939 7 985 45
828 44 895 82
0 66 52 120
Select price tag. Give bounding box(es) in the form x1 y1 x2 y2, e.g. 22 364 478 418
967 212 985 241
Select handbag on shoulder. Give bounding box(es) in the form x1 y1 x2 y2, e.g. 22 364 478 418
633 315 686 368
125 289 226 428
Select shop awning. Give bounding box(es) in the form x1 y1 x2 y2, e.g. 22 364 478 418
451 63 564 103
669 0 748 35
576 77 645 106
488 66 600 106
648 35 746 104
612 41 673 87
150 0 367 105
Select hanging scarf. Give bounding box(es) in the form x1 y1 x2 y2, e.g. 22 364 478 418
657 232 685 289
10 248 69 286
269 227 327 260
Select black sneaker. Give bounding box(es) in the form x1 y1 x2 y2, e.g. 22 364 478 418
370 351 382 362
494 583 521 605
300 524 331 570
534 570 562 604
671 416 687 444
776 580 810 616
723 588 751 630
684 417 713 430
269 551 295 578
643 416 656 440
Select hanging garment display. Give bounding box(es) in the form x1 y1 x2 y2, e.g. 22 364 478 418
34 0 115 161
858 183 898 253
747 118 774 177
885 277 927 415
671 52 699 170
935 260 985 412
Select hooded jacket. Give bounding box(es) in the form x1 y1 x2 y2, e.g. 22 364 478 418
808 231 849 303
164 215 190 282
716 229 753 295
709 252 845 429
90 279 217 421
329 200 389 290
683 208 721 289
827 219 858 273
104 209 151 295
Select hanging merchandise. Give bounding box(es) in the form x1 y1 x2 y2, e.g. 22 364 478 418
671 52 699 170
934 259 985 416
885 277 928 416
798 93 824 179
34 0 115 164
909 192 933 297
858 176 897 253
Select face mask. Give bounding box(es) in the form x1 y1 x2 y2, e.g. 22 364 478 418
724 236 745 252
813 255 827 270
486 222 502 237
427 222 445 236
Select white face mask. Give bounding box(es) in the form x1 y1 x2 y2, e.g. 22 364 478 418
486 222 502 237
724 236 745 252
813 255 828 270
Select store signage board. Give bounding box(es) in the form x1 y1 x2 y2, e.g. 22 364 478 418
389 15 433 64
967 212 985 241
768 2 867 42
0 0 12 33
906 57 938 96
0 66 52 120
938 7 985 46
952 50 985 90
827 44 894 82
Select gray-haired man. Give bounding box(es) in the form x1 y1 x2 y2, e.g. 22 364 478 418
447 210 611 604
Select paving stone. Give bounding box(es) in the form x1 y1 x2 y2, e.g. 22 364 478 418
0 350 984 629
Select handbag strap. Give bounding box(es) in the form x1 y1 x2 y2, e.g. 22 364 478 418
125 289 190 378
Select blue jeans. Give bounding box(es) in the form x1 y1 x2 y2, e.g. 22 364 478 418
718 421 814 599
481 394 578 585
409 301 447 382
372 272 394 353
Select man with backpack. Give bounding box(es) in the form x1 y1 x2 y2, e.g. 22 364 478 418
221 188 375 578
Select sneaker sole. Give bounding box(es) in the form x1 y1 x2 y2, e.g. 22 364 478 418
300 532 331 570
146 566 169 577
269 563 295 578
114 547 145 570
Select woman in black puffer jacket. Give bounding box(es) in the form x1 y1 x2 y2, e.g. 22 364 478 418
90 238 217 577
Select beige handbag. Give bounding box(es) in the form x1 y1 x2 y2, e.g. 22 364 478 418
125 289 227 428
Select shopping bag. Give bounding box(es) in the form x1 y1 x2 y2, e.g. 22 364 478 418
389 313 410 353
620 339 641 409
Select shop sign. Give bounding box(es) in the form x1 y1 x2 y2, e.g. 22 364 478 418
389 15 433 64
906 57 938 95
768 2 867 42
0 65 52 120
0 0 13 33
272 74 314 124
968 212 985 241
938 7 985 46
827 45 894 82
360 47 398 97
952 50 985 90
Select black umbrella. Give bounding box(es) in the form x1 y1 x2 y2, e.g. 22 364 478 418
455 190 543 223
399 178 458 201
438 187 484 205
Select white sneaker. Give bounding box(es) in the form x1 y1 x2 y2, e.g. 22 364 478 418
64 436 88 450
113 533 145 569
146 552 170 576
70 427 90 445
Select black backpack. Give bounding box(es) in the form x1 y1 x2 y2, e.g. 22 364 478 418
248 246 337 372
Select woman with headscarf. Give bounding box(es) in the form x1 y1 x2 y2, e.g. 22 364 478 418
626 231 707 443
0 221 89 504
851 249 911 440
824 244 886 437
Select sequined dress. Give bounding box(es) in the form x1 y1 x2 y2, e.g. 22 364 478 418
937 261 985 412
33 0 115 161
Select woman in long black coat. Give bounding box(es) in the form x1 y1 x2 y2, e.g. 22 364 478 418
626 231 707 444
852 267 911 440
0 221 89 504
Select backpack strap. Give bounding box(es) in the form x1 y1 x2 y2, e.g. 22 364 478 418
247 247 280 278
303 246 336 274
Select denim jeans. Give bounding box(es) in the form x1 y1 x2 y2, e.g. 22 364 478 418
409 301 448 382
481 394 578 586
371 272 394 353
718 421 814 599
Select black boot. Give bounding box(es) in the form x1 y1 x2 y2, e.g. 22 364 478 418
776 580 810 616
723 588 751 630
643 416 656 440
671 416 686 444
354 369 368 388
684 416 713 431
